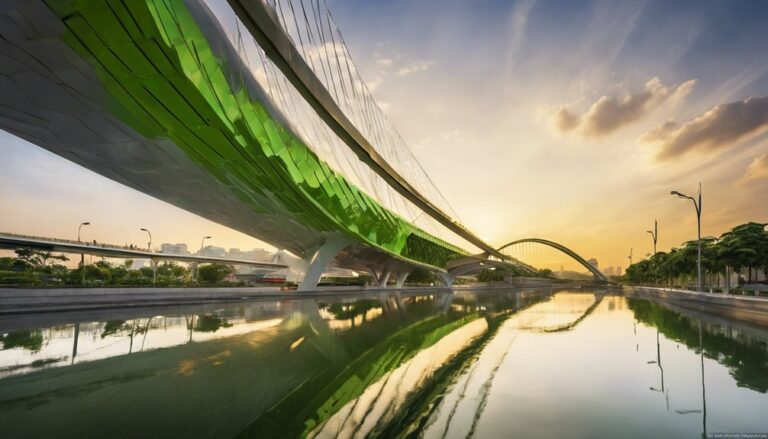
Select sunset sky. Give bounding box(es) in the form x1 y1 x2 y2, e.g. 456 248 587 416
1 0 767 269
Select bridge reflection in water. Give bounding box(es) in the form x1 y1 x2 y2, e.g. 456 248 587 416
1 289 767 438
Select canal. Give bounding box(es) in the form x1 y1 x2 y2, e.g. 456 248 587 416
1 288 767 437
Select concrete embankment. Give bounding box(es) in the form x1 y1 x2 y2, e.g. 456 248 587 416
0 285 449 315
628 286 768 327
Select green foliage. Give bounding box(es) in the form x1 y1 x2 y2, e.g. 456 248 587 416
194 315 232 333
477 268 504 282
624 222 768 286
407 267 436 285
197 263 234 284
629 298 768 392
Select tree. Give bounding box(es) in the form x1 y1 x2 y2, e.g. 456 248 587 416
477 268 504 282
717 222 768 283
406 267 436 285
197 263 234 283
14 248 68 270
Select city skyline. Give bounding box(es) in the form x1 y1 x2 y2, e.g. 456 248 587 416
1 0 767 268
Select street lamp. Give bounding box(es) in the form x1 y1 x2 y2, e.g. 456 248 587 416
200 236 211 254
140 228 152 251
77 221 90 242
646 220 658 256
628 248 633 267
77 222 90 286
670 183 702 292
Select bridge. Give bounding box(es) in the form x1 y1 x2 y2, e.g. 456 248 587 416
0 232 287 282
0 0 604 288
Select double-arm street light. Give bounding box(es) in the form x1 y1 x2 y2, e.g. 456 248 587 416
140 228 152 251
647 220 658 256
671 183 702 292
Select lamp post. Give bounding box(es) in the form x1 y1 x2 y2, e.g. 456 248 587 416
671 183 702 292
140 228 152 251
200 236 211 254
78 222 90 286
194 236 211 280
647 220 658 256
628 248 633 267
77 222 90 242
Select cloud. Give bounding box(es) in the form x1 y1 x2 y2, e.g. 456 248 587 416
551 77 696 137
737 153 768 186
551 107 580 132
642 95 768 160
395 60 434 77
375 57 393 67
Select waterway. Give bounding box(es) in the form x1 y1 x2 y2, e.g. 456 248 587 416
0 288 767 438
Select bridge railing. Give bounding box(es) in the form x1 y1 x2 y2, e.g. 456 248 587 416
0 231 153 253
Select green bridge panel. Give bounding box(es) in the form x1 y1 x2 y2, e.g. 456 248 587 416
45 0 466 268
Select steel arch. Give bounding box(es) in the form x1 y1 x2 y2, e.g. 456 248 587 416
497 238 609 282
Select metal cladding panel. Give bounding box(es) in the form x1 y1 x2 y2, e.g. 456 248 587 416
1 0 467 268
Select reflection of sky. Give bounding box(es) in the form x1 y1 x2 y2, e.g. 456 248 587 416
0 317 282 378
425 295 768 438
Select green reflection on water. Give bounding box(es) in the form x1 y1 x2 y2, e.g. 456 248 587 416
628 298 768 393
0 331 44 353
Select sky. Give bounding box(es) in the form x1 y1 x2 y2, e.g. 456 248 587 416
1 0 768 270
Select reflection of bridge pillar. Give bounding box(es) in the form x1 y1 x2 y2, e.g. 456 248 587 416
395 271 411 288
151 258 159 285
298 234 352 291
437 291 454 313
438 272 454 288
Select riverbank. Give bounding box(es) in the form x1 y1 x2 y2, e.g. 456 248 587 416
0 285 454 315
0 280 618 315
628 286 768 327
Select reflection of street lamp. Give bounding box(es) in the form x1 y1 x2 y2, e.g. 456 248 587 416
699 321 707 437
140 228 152 251
647 220 658 256
674 322 707 435
671 184 702 292
648 331 669 410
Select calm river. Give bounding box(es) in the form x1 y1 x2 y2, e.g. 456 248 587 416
1 288 767 437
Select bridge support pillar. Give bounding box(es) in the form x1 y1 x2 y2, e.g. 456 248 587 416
395 271 411 289
189 262 199 281
379 270 391 288
298 235 352 291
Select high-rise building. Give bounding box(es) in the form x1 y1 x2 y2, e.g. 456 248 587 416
160 243 191 255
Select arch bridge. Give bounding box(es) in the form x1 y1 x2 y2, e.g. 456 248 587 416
496 238 609 282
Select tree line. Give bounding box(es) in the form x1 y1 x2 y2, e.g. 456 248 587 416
0 248 234 286
623 222 768 288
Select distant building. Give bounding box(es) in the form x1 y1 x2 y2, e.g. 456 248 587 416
228 247 272 262
198 245 226 258
587 258 599 271
160 243 190 255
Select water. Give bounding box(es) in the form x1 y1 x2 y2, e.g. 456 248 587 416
0 289 767 438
